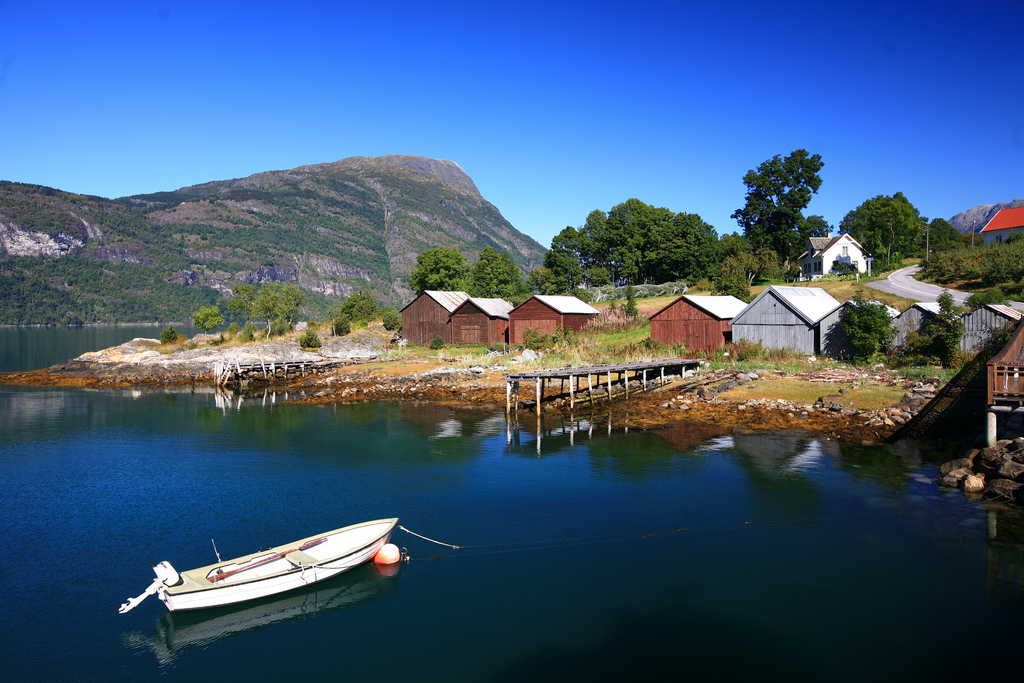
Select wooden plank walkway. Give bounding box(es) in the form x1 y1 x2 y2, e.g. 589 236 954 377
504 358 704 413
211 358 358 387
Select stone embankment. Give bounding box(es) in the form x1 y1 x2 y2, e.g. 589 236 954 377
939 440 1024 503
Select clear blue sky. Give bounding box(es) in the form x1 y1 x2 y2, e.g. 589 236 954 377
1 1 1021 248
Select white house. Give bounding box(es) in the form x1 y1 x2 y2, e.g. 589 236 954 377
980 206 1024 245
798 234 867 281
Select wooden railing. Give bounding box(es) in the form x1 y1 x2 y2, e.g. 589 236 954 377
987 320 1024 405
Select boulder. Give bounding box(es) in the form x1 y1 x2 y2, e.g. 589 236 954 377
985 478 1022 499
939 468 973 488
979 446 1003 463
940 458 975 476
962 474 986 493
997 460 1024 481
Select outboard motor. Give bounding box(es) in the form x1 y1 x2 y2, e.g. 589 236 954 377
153 561 180 587
118 561 181 613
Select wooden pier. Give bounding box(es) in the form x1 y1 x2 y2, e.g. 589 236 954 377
504 358 704 414
212 358 349 387
986 319 1024 445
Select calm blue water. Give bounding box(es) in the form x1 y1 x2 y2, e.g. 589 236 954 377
2 330 1023 681
0 324 198 372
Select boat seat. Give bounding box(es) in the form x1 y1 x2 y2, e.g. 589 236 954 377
285 550 318 566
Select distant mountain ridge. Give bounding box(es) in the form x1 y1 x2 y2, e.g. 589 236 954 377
0 155 545 324
949 199 1024 234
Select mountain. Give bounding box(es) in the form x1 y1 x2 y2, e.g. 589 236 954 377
949 199 1024 234
0 155 545 324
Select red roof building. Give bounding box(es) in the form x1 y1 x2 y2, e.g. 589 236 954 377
980 206 1024 245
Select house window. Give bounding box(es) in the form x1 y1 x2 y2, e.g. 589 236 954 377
814 261 822 273
852 261 858 271
842 246 849 256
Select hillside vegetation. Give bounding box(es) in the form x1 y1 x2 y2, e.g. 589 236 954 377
0 156 544 324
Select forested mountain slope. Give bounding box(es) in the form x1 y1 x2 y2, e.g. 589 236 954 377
0 155 544 324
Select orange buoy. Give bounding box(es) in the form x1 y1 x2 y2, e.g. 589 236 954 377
374 543 401 565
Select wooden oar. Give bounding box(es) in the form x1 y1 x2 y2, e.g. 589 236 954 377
208 537 327 583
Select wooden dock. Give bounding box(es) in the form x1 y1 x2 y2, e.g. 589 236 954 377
211 358 357 387
504 358 704 413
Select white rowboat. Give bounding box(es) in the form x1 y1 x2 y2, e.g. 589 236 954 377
119 518 398 613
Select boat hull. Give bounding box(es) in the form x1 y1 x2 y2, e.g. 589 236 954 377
159 518 397 611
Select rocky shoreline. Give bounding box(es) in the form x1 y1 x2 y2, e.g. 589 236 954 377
4 334 1022 505
939 438 1024 503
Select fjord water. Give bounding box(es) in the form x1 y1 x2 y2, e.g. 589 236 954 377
2 331 1023 681
0 324 198 373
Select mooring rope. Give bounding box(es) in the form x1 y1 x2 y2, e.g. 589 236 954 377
398 525 462 549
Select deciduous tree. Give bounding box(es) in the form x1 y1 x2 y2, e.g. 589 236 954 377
840 192 925 268
542 227 585 293
469 246 527 302
731 149 826 269
659 212 719 283
191 305 224 333
409 247 470 295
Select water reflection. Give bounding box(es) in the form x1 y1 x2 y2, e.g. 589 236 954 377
123 563 399 665
986 503 1024 611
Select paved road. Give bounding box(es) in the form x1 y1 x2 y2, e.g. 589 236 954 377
866 265 970 306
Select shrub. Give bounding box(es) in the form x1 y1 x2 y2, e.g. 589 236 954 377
841 299 896 364
522 327 554 351
966 288 1007 311
160 325 179 344
240 322 255 342
429 333 445 350
299 329 321 349
380 307 401 331
923 291 965 368
623 285 639 319
271 319 292 337
227 322 239 337
830 261 857 276
331 312 351 337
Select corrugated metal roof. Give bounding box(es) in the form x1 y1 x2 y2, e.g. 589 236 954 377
463 297 513 319
424 290 470 312
770 286 841 324
534 295 600 315
914 301 941 314
682 295 748 320
987 304 1024 321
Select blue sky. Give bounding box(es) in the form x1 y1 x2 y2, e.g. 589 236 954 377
1 1 1021 248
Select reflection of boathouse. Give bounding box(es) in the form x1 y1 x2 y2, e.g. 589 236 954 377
986 506 1024 612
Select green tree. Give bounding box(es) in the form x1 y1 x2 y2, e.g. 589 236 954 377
712 257 752 301
542 227 585 293
925 218 963 255
840 192 925 268
731 149 826 269
379 307 401 331
923 290 965 367
191 305 225 333
227 283 257 322
660 212 720 283
253 283 305 338
469 246 527 301
526 266 557 294
160 325 180 344
602 199 673 284
341 288 379 323
409 247 469 295
841 298 896 363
